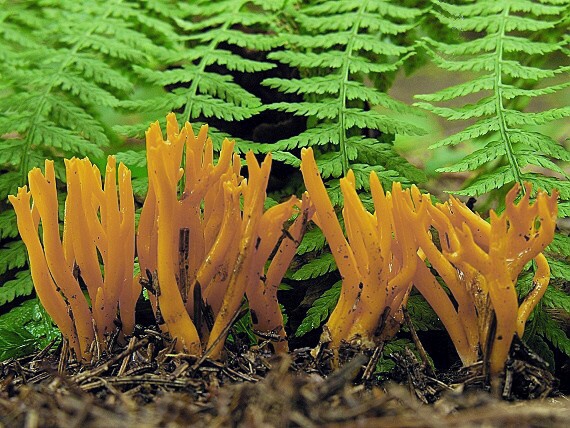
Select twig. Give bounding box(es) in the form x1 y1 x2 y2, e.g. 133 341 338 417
32 337 59 362
58 340 69 375
117 337 137 377
310 353 367 402
190 307 247 371
403 307 435 377
72 338 149 383
362 343 384 381
79 374 202 392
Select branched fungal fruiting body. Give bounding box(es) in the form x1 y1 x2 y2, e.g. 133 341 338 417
439 183 558 376
9 157 138 360
399 183 558 376
138 113 312 358
300 147 417 350
300 147 558 379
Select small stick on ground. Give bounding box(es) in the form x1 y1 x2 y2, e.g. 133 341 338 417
362 344 384 381
117 337 137 377
72 338 149 383
58 340 69 375
32 337 58 362
191 307 247 372
309 353 368 402
403 307 434 377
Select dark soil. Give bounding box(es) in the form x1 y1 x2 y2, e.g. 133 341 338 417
1 326 568 428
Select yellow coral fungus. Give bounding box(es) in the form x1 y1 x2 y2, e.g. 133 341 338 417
9 157 138 360
404 183 558 377
139 114 311 357
247 193 314 353
398 186 480 366
441 183 557 376
300 146 557 379
300 147 417 350
10 182 85 358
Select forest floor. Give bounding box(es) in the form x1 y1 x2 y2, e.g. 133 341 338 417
1 330 568 428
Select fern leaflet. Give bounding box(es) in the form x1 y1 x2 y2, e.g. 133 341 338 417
415 0 569 199
0 0 172 309
264 0 426 185
120 0 282 154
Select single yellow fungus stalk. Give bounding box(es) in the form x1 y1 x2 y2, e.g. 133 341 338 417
251 192 314 353
145 117 202 354
117 162 138 334
9 186 83 358
200 179 242 315
24 161 95 358
300 148 360 348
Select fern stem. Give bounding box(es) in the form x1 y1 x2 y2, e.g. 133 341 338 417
494 5 524 192
337 0 368 176
18 0 120 183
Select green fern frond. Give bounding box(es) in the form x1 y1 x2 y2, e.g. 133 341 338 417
263 0 425 181
297 226 327 255
114 150 148 169
406 294 443 332
548 258 570 281
416 0 569 201
1 0 168 183
0 1 40 63
543 284 570 314
537 307 570 357
0 241 26 275
123 0 282 153
263 1 425 300
350 164 403 191
295 279 341 337
0 0 173 320
452 165 514 196
291 252 337 281
0 210 17 240
0 298 60 361
0 323 37 361
0 270 34 306
548 233 570 256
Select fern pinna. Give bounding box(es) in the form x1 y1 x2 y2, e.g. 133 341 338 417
415 0 570 364
264 0 426 187
120 0 282 149
114 0 287 197
416 0 569 198
0 0 174 355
